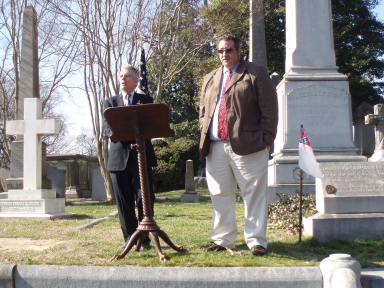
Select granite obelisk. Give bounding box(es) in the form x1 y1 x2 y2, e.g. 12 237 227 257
267 0 366 200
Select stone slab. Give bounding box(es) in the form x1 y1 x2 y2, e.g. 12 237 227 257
91 166 107 201
316 162 384 214
2 264 383 288
0 263 15 288
8 141 23 178
361 269 384 288
319 196 384 214
185 160 195 192
303 213 384 242
0 198 66 214
0 192 8 199
7 189 56 200
180 193 199 202
13 266 322 288
0 211 73 220
47 165 65 197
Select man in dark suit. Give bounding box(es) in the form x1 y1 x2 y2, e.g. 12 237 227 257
199 35 278 256
103 64 157 250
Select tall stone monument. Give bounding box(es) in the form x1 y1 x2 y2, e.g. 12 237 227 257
268 0 366 199
0 6 73 219
5 6 51 192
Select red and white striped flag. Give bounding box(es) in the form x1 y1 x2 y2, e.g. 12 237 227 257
371 136 384 162
298 126 324 179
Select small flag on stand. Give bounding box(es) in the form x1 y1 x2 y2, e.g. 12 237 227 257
137 48 149 95
298 125 323 243
298 126 324 179
371 136 384 162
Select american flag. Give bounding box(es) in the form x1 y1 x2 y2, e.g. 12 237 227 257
137 48 149 95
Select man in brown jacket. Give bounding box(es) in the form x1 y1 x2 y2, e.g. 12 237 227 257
199 34 278 256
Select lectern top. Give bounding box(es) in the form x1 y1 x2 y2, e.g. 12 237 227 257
103 103 175 142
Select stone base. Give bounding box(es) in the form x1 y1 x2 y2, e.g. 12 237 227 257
268 153 367 197
0 192 8 199
65 189 79 199
317 196 384 214
0 212 74 220
0 198 67 214
303 212 384 242
181 193 199 202
8 189 56 199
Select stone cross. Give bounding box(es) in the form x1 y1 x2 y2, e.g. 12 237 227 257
365 103 384 149
6 98 59 190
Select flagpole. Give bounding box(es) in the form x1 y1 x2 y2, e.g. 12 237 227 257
299 124 303 243
299 168 303 242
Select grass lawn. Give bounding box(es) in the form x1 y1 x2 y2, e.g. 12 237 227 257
0 190 383 268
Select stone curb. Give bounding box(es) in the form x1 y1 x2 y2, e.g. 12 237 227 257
8 265 323 288
0 263 15 288
1 264 383 288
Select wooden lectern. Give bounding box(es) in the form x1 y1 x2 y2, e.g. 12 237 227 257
104 103 186 262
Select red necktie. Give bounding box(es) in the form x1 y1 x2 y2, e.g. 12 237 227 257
218 70 232 141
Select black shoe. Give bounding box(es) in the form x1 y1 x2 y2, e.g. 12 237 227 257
202 243 226 252
251 245 267 256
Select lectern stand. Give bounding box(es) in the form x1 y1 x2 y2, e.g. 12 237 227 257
104 103 186 262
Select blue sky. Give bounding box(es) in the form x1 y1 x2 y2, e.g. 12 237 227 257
374 1 384 22
64 2 384 139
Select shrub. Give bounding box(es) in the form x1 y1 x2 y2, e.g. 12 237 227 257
153 137 200 192
268 193 317 235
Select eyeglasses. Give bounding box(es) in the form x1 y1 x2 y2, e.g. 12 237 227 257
217 48 238 54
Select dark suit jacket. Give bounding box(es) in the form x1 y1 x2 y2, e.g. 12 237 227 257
199 59 278 160
103 92 157 171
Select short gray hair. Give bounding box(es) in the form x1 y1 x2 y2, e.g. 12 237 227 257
121 64 139 80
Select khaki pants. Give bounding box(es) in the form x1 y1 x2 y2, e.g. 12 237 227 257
206 141 268 249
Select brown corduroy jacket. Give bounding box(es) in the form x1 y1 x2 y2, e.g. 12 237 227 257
199 59 278 160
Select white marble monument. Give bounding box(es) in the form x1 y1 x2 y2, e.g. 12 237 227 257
0 98 73 219
304 161 384 242
268 0 366 201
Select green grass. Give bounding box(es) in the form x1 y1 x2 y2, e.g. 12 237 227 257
0 196 383 268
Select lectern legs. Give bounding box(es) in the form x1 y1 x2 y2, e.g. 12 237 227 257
112 139 186 262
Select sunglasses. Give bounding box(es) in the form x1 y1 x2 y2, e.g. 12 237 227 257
217 48 238 54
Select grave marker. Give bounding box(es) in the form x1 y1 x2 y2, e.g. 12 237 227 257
181 160 199 202
303 162 384 242
268 0 366 200
365 103 384 149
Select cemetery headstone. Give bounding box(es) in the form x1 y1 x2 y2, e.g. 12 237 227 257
5 6 50 192
181 160 199 202
268 0 366 200
91 166 107 201
47 165 66 198
365 103 384 150
0 98 73 219
352 102 375 157
303 162 384 242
